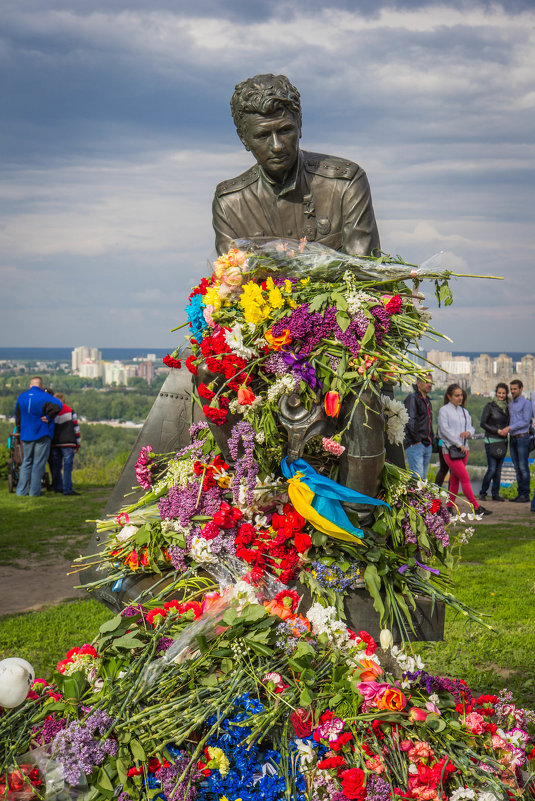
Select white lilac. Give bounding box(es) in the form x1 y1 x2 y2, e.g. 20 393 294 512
267 374 297 403
306 603 350 649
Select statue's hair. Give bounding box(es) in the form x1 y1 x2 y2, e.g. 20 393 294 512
230 74 301 142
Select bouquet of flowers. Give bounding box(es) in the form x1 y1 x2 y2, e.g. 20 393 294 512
78 243 493 634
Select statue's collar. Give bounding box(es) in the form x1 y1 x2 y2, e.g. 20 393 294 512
258 151 301 197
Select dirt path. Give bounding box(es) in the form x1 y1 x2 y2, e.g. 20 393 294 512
0 558 86 617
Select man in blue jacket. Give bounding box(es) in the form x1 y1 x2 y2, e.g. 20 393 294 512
15 377 62 497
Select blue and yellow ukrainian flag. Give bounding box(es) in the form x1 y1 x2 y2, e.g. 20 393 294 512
280 457 388 542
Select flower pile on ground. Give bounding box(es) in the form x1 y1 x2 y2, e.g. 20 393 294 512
1 585 534 800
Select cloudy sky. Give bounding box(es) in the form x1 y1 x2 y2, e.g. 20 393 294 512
1 0 534 352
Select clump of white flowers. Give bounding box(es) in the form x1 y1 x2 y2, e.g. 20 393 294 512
267 374 297 403
306 603 350 649
381 395 409 445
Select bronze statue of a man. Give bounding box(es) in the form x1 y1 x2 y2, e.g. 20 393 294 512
213 74 380 257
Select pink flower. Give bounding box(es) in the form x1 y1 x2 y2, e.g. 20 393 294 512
313 716 345 742
322 437 345 455
465 712 486 735
203 305 216 328
262 672 288 694
365 757 385 774
407 741 435 762
408 706 430 722
425 701 441 715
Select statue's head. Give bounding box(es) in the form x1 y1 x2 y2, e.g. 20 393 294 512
231 74 302 182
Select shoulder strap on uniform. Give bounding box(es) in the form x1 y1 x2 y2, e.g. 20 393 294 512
302 150 360 180
215 165 260 196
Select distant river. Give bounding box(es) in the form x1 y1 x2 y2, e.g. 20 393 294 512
0 347 168 362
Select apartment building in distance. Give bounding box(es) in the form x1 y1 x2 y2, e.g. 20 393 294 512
71 347 157 386
427 350 535 395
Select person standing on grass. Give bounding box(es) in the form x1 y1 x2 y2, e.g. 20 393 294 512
479 382 509 502
403 374 434 479
14 376 62 497
500 379 532 503
437 383 492 516
51 392 81 496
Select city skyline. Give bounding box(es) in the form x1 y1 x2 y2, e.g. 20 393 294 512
1 0 534 349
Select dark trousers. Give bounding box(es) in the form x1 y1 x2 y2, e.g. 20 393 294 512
52 447 75 494
480 443 505 498
509 433 531 496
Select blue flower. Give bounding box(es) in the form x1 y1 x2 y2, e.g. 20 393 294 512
186 293 207 342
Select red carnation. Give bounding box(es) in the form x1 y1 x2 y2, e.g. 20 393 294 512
430 499 441 514
203 405 228 425
197 382 216 401
385 294 402 315
185 355 198 375
163 353 182 369
317 755 346 770
294 531 312 554
358 630 377 655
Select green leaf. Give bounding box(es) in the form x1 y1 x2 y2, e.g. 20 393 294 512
222 608 238 626
99 614 124 634
116 758 128 785
96 767 115 792
60 671 86 701
239 604 267 624
200 673 219 687
244 639 273 657
336 311 350 333
299 686 313 706
293 641 315 661
220 658 234 674
130 739 146 762
364 564 385 619
112 633 146 650
308 292 330 312
331 292 348 311
361 322 375 347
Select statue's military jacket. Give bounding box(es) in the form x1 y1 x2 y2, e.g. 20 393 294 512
212 150 380 257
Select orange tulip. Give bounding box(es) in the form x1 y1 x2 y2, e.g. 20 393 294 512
357 658 384 682
265 328 292 351
376 686 407 712
324 390 341 417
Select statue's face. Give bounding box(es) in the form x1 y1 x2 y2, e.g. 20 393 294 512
242 110 300 182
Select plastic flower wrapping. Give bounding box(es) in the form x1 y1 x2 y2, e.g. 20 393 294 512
3 242 531 801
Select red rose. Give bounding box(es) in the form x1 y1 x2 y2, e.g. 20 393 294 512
430 498 441 514
290 708 313 737
339 767 366 800
237 386 256 405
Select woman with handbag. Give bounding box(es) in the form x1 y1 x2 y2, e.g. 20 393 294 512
437 383 492 516
479 383 509 502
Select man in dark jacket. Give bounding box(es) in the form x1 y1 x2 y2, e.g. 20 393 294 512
403 375 434 479
51 392 81 496
15 377 62 496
